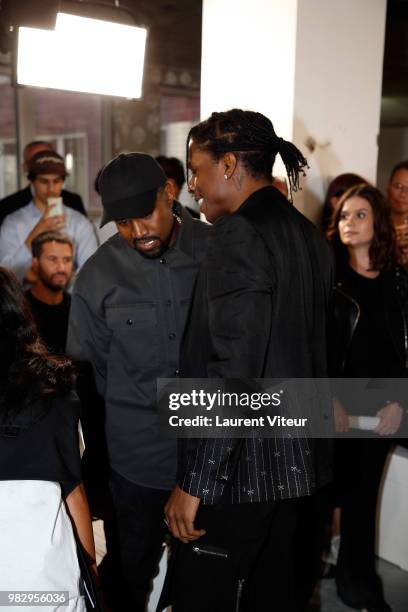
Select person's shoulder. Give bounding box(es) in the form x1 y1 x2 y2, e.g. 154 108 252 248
190 215 210 239
238 187 333 264
0 186 30 207
179 203 210 249
300 212 331 250
189 213 209 229
270 192 331 254
240 185 307 227
1 202 32 228
186 216 210 262
74 233 121 283
62 189 83 204
211 210 258 241
208 214 265 265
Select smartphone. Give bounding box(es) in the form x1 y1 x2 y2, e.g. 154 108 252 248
47 197 64 217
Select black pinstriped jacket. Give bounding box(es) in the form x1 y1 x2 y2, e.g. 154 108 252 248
178 186 333 505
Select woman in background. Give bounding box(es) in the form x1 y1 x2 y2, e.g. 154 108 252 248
0 267 97 611
326 184 407 612
322 172 366 232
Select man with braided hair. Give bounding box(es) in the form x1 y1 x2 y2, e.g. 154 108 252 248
162 109 333 611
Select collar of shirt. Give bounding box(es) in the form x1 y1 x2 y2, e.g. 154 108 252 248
174 201 196 260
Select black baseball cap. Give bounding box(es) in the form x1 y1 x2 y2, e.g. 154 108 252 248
99 153 167 227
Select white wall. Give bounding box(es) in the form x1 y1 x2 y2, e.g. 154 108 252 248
378 446 408 571
201 0 387 224
201 0 298 143
293 0 387 222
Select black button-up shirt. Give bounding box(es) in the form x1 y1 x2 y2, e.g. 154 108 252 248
67 206 209 489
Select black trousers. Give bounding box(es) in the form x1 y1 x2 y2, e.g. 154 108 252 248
334 438 392 607
110 470 170 611
160 498 299 612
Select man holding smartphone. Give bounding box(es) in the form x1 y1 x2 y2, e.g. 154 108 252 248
0 150 97 282
0 140 87 226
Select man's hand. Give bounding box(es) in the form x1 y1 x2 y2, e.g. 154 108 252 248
374 402 403 436
165 485 206 544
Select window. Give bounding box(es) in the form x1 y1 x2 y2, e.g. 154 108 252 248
160 94 200 209
0 74 17 199
30 88 103 210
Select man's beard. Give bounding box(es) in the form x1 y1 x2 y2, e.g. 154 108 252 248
39 272 69 292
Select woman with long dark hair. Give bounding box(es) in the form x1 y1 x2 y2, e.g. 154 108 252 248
327 184 406 612
0 267 97 611
322 173 366 232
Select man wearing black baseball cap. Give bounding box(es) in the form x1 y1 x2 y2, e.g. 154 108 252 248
67 152 209 610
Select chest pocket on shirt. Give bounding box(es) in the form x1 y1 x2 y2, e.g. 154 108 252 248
105 303 159 373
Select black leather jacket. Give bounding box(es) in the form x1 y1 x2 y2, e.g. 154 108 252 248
328 264 408 376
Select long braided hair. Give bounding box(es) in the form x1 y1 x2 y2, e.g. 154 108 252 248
186 109 308 199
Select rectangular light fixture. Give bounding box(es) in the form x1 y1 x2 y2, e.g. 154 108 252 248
16 12 147 99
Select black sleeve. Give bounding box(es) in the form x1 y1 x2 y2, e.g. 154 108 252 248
0 391 82 498
51 391 82 497
0 188 30 225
